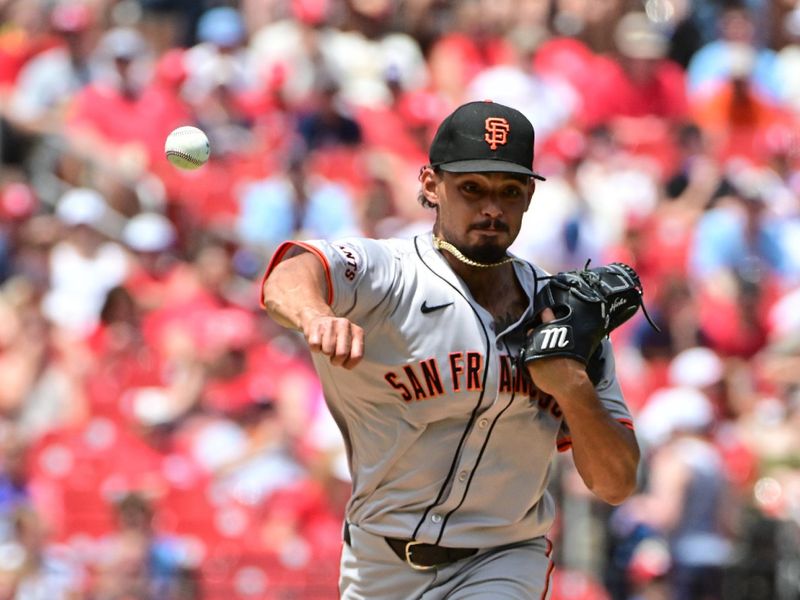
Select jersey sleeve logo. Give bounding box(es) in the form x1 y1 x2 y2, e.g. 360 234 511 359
333 243 362 282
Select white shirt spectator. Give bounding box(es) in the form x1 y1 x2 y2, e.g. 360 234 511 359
9 47 97 123
42 240 128 335
40 189 128 335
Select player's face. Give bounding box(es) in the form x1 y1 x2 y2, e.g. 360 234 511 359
429 171 534 263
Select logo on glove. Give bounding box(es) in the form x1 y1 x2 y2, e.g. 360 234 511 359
610 297 627 313
539 326 570 350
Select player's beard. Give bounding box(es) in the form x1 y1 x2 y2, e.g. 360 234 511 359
460 240 508 263
464 219 510 262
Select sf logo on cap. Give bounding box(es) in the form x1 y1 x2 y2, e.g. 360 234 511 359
484 117 510 150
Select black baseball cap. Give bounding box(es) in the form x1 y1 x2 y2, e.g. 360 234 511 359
429 100 545 180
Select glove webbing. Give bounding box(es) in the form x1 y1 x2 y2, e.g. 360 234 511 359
539 260 661 332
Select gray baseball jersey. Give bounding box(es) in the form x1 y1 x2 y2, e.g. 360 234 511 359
264 232 633 549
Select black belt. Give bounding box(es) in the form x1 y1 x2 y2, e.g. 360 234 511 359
344 522 478 570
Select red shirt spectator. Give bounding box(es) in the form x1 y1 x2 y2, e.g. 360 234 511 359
584 55 688 126
0 23 57 91
581 13 688 128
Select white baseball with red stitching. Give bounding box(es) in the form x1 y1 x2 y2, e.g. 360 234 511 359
164 126 210 170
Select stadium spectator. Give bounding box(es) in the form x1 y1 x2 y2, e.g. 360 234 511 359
0 1 54 93
41 188 128 336
5 2 97 138
585 12 688 128
0 504 83 598
687 4 780 102
64 26 157 181
774 8 800 109
184 6 253 107
121 211 179 308
466 25 578 142
296 73 363 152
510 128 608 273
628 387 735 600
691 42 794 166
91 492 194 600
0 430 30 535
236 150 360 252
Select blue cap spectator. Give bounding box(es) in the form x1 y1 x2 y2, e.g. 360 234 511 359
196 7 246 48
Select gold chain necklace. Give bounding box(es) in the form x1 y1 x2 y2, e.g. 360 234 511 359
432 235 515 268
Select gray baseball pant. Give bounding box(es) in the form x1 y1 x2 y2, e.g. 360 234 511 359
340 522 554 599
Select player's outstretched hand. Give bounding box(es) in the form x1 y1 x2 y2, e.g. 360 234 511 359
303 314 364 369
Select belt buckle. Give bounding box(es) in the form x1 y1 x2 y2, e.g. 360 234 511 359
404 540 436 571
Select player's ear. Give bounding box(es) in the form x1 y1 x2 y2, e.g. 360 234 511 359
419 166 441 207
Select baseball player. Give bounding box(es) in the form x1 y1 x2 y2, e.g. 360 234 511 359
261 100 641 599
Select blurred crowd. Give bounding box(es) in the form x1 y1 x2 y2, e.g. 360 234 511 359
1 0 800 598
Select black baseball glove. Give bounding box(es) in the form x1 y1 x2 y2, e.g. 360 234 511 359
522 262 658 369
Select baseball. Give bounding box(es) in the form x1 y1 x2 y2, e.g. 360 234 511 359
164 126 210 170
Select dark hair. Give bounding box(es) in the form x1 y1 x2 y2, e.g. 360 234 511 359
677 122 703 148
115 492 153 526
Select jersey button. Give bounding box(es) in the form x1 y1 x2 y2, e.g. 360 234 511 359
431 514 442 523
496 342 502 350
458 470 468 482
478 418 489 429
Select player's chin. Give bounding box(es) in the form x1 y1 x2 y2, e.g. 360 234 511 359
467 238 508 261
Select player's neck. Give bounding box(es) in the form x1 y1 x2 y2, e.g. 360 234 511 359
431 233 522 298
438 253 517 305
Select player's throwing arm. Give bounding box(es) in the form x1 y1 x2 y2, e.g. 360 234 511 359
262 250 364 369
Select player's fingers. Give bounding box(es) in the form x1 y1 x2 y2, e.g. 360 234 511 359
306 320 323 352
540 308 556 323
342 325 364 369
330 320 352 366
306 318 362 368
319 321 338 357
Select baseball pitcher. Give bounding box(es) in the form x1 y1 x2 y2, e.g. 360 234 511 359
261 101 644 599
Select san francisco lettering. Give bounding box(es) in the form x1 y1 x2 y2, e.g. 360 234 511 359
383 354 549 406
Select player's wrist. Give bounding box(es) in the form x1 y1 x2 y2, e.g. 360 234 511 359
298 305 335 329
552 366 592 397
527 356 590 397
